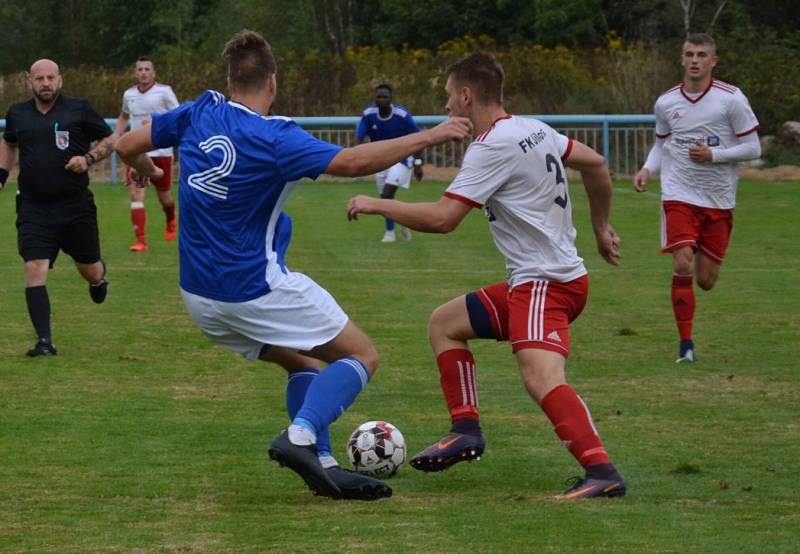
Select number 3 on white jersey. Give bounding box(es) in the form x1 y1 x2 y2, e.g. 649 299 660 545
187 135 236 200
545 153 568 209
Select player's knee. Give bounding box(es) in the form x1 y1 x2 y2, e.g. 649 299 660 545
24 261 49 284
428 303 460 342
673 259 693 275
428 304 448 334
697 275 717 291
356 345 379 375
673 248 694 275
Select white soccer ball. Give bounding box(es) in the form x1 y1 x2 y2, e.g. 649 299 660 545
347 420 406 478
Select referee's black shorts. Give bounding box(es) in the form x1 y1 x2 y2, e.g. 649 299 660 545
16 190 102 266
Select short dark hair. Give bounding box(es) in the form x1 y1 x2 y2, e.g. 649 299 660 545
137 56 152 63
375 84 392 95
445 52 504 105
222 30 276 92
685 33 716 54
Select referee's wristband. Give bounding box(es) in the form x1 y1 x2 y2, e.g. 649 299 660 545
84 153 97 167
0 168 8 186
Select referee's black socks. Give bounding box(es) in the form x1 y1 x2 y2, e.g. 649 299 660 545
25 286 52 343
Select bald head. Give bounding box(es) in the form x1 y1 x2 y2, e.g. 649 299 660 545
28 59 62 105
30 59 60 75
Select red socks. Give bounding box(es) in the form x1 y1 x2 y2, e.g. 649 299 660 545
671 274 695 341
541 384 611 469
131 206 146 241
437 349 480 424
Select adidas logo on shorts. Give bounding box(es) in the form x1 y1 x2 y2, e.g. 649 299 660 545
547 331 562 342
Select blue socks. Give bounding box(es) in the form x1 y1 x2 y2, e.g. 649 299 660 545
385 218 395 231
286 369 332 456
293 357 370 439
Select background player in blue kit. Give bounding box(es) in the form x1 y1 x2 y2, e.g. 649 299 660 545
357 84 424 242
115 30 472 500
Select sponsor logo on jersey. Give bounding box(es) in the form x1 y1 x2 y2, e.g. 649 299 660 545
54 123 69 150
706 135 720 147
517 129 547 154
671 111 682 120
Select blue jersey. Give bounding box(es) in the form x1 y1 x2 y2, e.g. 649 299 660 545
151 90 341 302
356 104 420 167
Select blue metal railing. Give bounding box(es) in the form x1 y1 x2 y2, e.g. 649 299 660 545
1 114 656 182
290 114 655 163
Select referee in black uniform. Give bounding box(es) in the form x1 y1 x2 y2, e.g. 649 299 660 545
0 59 117 357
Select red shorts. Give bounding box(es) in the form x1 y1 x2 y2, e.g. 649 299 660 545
126 156 173 192
661 200 734 264
471 275 589 357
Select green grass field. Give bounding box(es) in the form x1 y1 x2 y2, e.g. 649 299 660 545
0 178 798 553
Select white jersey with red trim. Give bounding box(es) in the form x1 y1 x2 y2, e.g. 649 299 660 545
121 82 180 157
445 115 586 286
654 79 759 209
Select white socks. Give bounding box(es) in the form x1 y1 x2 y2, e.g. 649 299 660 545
287 424 316 446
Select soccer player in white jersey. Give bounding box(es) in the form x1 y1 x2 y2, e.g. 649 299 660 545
115 30 472 501
347 53 626 499
114 57 180 252
634 33 761 363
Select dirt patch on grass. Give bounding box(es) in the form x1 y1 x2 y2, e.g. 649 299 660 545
740 165 800 180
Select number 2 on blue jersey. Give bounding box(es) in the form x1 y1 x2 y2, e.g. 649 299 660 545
187 135 236 200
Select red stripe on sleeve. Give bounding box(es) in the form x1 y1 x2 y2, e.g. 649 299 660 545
735 125 760 138
560 138 574 161
656 132 671 139
444 192 483 209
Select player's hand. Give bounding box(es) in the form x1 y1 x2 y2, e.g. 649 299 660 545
413 164 424 181
427 117 473 144
129 168 150 188
689 141 712 164
65 155 89 173
130 166 164 188
633 168 649 192
347 194 379 221
595 224 621 266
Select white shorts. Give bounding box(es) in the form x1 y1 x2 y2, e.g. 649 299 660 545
181 271 349 360
376 162 412 194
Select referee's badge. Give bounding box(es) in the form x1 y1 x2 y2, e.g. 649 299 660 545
54 123 70 150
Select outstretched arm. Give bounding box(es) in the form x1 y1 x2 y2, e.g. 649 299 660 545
114 124 163 184
327 117 472 177
563 141 620 265
347 194 471 234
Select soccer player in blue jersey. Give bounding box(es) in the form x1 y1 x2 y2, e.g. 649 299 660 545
357 84 424 242
115 30 472 501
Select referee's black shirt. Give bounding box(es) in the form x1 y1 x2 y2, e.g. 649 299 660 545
3 94 112 203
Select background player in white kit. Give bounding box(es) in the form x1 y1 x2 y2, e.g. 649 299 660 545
114 57 180 252
348 53 625 499
634 33 761 363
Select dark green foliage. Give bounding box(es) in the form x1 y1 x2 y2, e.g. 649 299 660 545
0 0 798 131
